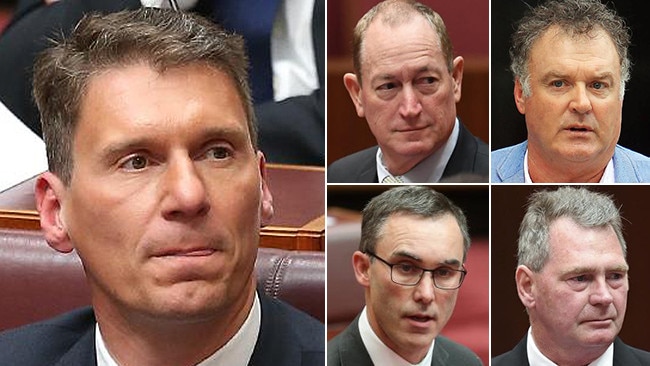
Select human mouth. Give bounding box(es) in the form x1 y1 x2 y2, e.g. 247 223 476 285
564 124 594 133
153 246 218 258
405 313 436 329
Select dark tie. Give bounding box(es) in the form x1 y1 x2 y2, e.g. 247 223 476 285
213 0 281 103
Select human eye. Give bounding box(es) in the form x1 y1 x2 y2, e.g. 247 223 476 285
571 275 588 282
417 76 436 85
377 82 397 91
203 145 233 161
434 267 454 278
607 271 626 282
394 263 418 275
551 80 565 88
119 154 149 171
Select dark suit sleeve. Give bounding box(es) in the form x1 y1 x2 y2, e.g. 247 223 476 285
257 0 324 166
0 0 141 136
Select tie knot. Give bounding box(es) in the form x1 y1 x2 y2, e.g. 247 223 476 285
382 175 403 183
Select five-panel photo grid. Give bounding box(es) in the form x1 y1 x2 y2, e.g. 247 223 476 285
1 0 650 364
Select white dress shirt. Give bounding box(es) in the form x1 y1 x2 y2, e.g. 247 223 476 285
524 149 615 183
96 292 261 366
377 118 459 183
358 306 434 366
526 327 613 366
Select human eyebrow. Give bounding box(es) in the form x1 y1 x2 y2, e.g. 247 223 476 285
391 250 461 268
101 138 155 167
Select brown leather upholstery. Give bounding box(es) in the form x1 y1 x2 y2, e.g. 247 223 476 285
0 228 324 332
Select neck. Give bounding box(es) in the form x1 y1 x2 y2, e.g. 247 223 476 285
527 149 609 183
94 282 256 366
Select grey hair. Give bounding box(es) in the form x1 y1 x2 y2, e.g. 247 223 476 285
510 0 631 99
518 186 626 272
360 186 471 261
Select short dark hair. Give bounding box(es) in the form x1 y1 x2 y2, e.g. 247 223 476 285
360 186 471 261
33 8 254 185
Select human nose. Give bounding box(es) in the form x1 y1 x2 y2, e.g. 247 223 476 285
161 156 210 220
589 277 614 306
398 84 422 118
413 271 436 304
569 84 593 114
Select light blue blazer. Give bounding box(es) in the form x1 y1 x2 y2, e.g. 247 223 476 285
491 141 650 183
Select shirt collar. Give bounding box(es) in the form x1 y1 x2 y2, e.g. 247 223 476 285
358 306 434 366
526 327 613 366
96 292 261 366
524 149 615 183
376 118 459 183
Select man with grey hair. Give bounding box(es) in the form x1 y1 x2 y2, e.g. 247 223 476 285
491 0 650 183
493 186 650 365
327 0 488 183
328 186 482 365
0 8 324 365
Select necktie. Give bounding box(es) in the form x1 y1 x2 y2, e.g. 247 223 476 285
382 175 404 183
213 0 281 103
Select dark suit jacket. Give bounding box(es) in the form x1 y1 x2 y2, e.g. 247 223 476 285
327 122 488 183
327 315 482 366
0 0 324 166
492 335 650 366
0 292 325 366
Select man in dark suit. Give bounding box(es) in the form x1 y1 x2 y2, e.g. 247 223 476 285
327 186 482 365
0 0 324 166
327 0 488 183
492 187 650 365
0 9 323 365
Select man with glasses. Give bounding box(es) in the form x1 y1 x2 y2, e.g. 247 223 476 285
327 186 482 365
492 186 650 365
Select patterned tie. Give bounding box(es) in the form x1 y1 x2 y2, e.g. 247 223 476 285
213 0 280 103
382 175 404 183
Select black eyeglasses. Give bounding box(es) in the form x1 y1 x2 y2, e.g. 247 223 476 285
365 251 467 290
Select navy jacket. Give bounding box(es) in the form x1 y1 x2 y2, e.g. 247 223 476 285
0 293 324 366
327 122 488 183
492 335 650 366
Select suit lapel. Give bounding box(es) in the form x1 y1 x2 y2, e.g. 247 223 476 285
54 324 97 366
337 316 374 366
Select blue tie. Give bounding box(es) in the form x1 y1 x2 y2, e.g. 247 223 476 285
213 0 281 103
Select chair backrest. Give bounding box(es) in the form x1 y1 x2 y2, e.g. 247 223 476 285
0 228 324 332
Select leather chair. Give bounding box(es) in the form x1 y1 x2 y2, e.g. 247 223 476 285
0 228 324 332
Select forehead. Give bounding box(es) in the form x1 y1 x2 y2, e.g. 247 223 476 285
377 213 464 259
360 16 443 74
76 63 248 142
546 217 625 267
529 26 620 74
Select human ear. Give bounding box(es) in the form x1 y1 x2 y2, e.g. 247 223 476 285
343 73 365 118
514 78 527 115
257 152 274 224
352 250 371 288
451 56 464 103
515 264 536 309
35 172 74 253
